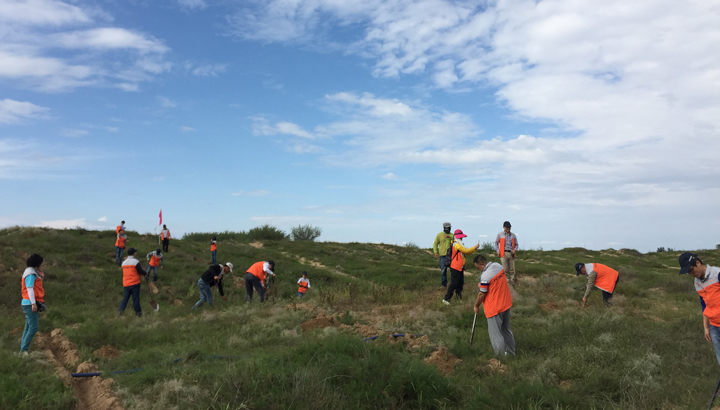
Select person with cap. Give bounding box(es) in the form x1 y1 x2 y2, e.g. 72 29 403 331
210 235 218 265
473 254 515 356
191 262 233 311
678 252 720 365
20 253 45 355
442 229 479 305
495 221 519 285
118 248 148 317
160 224 171 253
432 222 454 288
297 271 311 297
115 229 128 266
145 248 164 282
245 260 275 303
575 262 619 306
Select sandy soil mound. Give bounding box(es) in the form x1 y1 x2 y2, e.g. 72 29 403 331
487 358 507 374
287 303 318 312
74 362 125 410
10 326 22 335
405 335 431 351
539 302 561 312
170 299 184 306
424 346 462 375
93 345 121 359
36 329 79 366
301 312 337 331
249 241 263 248
148 282 159 294
559 380 573 390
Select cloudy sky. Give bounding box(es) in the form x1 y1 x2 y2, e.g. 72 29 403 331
1 0 718 252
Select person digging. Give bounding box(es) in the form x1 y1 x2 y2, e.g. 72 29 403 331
472 254 515 356
245 260 275 303
191 262 233 311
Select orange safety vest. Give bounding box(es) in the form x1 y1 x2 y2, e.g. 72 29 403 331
21 273 45 303
498 237 517 258
298 279 309 293
247 261 267 282
211 242 217 252
122 259 142 287
161 230 170 240
115 235 126 248
116 225 122 234
482 269 512 318
149 254 162 267
697 267 720 327
450 243 466 271
593 263 619 294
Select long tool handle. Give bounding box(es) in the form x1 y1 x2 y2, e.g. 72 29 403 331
707 371 720 410
470 313 478 346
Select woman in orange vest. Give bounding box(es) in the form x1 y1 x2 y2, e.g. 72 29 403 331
20 253 45 355
297 271 310 297
160 225 170 252
115 229 128 266
245 260 275 303
210 236 217 265
442 229 479 305
575 263 619 306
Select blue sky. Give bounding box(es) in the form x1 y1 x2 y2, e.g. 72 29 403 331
1 0 719 252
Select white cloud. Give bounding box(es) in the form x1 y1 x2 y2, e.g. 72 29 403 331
180 126 196 132
192 64 227 77
0 99 48 124
0 0 93 26
52 28 169 53
36 218 89 229
178 0 207 10
157 96 177 108
61 128 88 137
231 190 270 196
98 216 107 222
381 172 398 180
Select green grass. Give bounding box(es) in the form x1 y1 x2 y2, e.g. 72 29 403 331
1 226 719 409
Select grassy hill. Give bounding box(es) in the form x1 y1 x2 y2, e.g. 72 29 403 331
1 226 718 409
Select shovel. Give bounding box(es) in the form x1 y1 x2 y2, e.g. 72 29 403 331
144 274 159 312
469 312 478 347
707 372 720 410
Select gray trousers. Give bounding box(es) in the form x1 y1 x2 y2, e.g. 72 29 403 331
500 254 516 282
487 309 516 356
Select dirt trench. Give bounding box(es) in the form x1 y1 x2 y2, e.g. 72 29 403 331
35 329 125 410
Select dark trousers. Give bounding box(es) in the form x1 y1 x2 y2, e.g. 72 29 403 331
439 256 448 287
211 250 217 265
118 284 142 316
115 246 124 266
602 278 619 305
245 273 265 302
444 268 464 301
162 239 169 252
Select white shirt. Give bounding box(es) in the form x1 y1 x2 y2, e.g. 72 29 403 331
297 277 310 287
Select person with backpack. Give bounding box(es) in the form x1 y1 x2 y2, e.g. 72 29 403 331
191 262 233 311
442 229 479 305
145 249 164 282
297 271 311 297
20 253 45 355
210 236 217 265
115 229 128 266
432 222 454 288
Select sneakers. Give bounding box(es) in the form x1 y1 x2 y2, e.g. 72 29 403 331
441 299 450 305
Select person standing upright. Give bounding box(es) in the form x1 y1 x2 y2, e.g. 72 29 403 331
442 229 479 305
210 236 217 265
20 254 45 355
115 229 128 266
473 254 516 356
118 248 147 317
432 222 454 288
678 253 720 366
245 260 275 303
160 224 171 252
495 221 519 285
145 248 164 282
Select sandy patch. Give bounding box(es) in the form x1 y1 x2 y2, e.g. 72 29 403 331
424 346 462 375
10 326 22 335
539 302 561 312
377 245 397 254
646 315 665 322
559 380 573 390
487 358 507 374
405 335 431 351
249 241 263 248
301 312 337 331
170 299 184 306
36 328 79 367
93 345 121 359
148 282 159 294
287 302 319 313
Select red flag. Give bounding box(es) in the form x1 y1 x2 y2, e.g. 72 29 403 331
159 209 162 226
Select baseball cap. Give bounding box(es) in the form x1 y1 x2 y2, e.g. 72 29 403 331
224 262 233 272
443 222 451 229
503 221 511 228
678 252 698 274
575 263 584 276
454 229 467 239
302 271 308 276
127 248 137 255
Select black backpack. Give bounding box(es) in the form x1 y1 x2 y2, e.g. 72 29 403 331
444 240 459 268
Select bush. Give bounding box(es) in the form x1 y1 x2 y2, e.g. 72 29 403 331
480 241 495 253
404 241 419 249
248 224 288 241
291 224 322 241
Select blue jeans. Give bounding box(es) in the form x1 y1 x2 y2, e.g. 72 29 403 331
194 278 213 308
20 305 39 352
118 284 142 316
297 291 306 297
709 325 720 365
115 247 124 265
147 265 159 281
439 256 448 287
211 250 217 265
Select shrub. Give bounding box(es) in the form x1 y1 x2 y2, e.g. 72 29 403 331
480 241 495 253
656 247 666 253
248 224 288 241
404 241 419 249
291 224 322 241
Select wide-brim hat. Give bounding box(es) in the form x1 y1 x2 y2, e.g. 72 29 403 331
224 262 233 272
453 229 467 239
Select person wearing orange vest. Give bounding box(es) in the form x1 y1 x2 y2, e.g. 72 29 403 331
210 236 217 265
116 220 125 234
245 260 275 303
160 225 170 252
297 271 310 297
115 229 128 266
118 248 148 317
575 262 619 306
494 221 518 285
442 229 479 305
679 252 720 365
473 254 515 356
20 253 45 355
145 249 164 282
